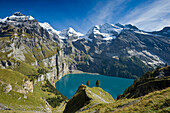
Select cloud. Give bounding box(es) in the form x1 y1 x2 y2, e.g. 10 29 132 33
81 0 128 31
68 0 170 33
121 0 170 31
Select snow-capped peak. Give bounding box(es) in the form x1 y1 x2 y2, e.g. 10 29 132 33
39 22 52 29
84 23 141 41
27 16 35 20
13 12 24 16
39 22 84 40
0 17 8 23
0 12 36 23
63 27 83 36
58 27 84 39
39 22 60 35
85 23 123 41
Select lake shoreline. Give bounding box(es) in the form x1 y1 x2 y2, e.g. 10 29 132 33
68 70 135 79
56 70 135 84
55 73 134 99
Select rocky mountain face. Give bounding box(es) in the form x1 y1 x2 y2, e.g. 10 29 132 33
56 23 169 78
0 12 170 80
0 12 76 84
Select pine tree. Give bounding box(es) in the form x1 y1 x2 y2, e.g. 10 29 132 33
96 80 100 87
86 80 90 86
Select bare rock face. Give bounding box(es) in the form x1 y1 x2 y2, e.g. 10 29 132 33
16 80 33 94
23 80 33 93
3 84 12 93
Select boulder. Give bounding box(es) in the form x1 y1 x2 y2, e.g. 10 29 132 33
3 84 12 93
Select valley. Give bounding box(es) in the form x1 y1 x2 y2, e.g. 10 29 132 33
0 12 170 113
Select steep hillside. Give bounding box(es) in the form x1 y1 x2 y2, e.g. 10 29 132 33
0 69 67 112
81 87 170 113
63 85 114 113
117 66 170 99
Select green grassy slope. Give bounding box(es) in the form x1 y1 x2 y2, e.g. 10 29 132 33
0 69 67 113
63 85 114 113
82 87 170 113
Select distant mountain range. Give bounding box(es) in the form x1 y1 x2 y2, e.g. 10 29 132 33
0 12 170 79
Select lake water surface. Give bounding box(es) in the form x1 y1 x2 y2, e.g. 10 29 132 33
55 73 134 99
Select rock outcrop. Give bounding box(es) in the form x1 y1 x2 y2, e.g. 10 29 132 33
3 84 12 93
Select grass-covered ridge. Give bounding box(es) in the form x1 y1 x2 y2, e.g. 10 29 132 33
0 69 28 89
81 87 170 113
63 84 114 113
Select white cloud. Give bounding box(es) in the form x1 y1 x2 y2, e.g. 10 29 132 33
82 0 127 27
76 0 170 33
121 0 170 31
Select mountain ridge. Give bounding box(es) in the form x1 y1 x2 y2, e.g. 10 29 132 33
0 12 170 80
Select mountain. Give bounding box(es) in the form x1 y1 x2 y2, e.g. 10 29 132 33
66 23 169 78
39 22 83 40
39 22 60 36
1 12 170 79
151 27 170 37
0 12 35 22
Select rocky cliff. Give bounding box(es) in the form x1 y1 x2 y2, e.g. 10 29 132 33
0 12 75 84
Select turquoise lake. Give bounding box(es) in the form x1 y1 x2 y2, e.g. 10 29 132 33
55 73 134 99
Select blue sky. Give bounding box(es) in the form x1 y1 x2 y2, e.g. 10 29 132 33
0 0 170 33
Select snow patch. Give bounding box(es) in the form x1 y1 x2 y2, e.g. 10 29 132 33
127 50 164 67
0 17 8 23
27 16 35 20
39 22 60 35
134 31 150 35
81 36 93 42
86 23 123 41
0 13 35 23
58 27 84 40
9 15 27 20
134 31 162 37
40 22 84 40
